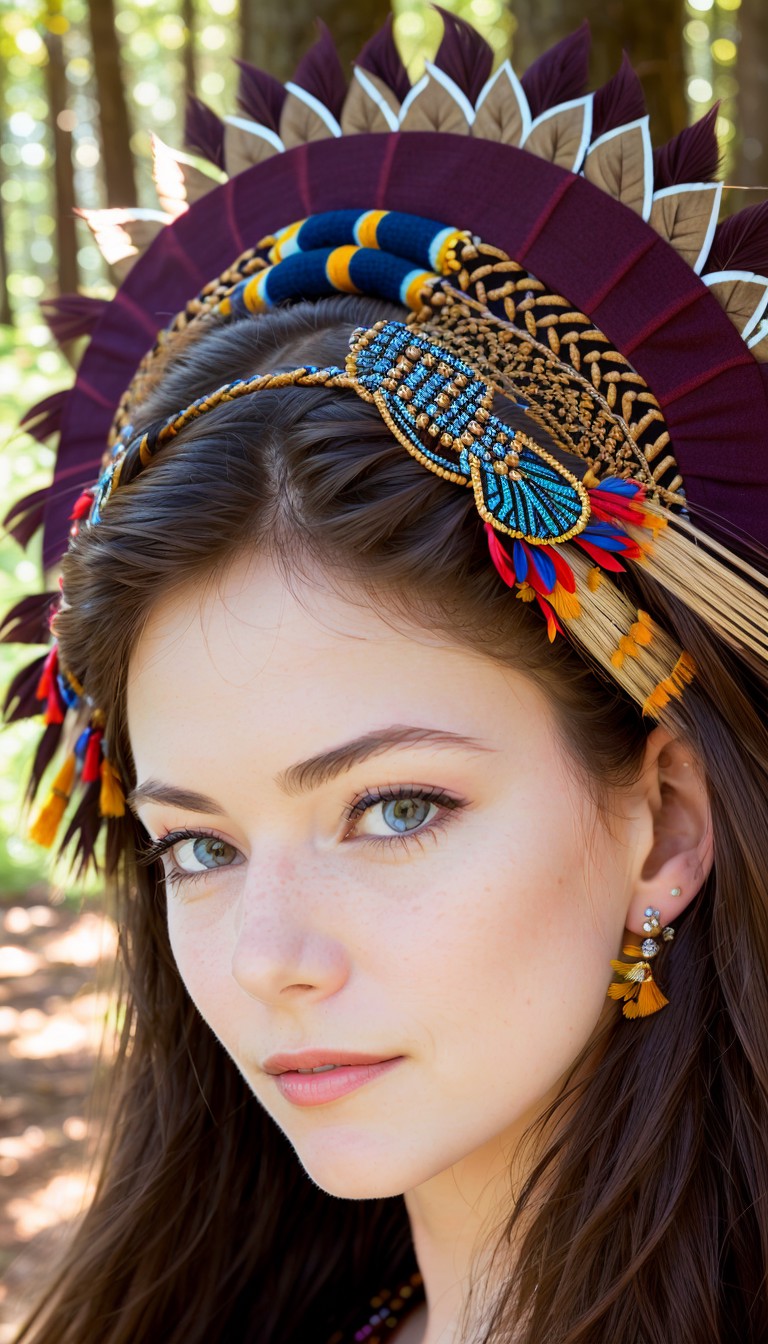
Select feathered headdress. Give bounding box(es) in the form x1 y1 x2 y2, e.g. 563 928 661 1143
4 12 768 874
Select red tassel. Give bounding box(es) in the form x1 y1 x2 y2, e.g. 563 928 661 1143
82 728 104 783
69 490 95 521
35 645 59 702
44 682 66 724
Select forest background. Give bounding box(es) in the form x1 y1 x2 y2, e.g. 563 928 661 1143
0 0 766 1337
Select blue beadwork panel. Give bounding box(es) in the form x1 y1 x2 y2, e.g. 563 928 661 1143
348 322 590 544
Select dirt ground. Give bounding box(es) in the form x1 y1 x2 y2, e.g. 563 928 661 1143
0 884 116 1343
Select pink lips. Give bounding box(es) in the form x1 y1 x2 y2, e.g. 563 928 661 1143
272 1057 404 1106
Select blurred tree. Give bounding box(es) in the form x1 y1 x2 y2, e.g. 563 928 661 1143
735 0 768 188
182 0 197 101
43 23 79 297
88 0 137 207
0 53 13 326
510 0 687 144
240 0 392 80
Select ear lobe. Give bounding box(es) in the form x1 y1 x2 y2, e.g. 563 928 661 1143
628 730 714 935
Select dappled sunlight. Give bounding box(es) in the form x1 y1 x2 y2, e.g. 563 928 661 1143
44 911 117 968
6 1171 96 1242
7 991 106 1060
0 893 116 1335
0 946 41 978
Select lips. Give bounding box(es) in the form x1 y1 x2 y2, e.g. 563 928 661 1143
262 1048 401 1075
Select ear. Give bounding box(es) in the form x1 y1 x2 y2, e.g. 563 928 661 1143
625 726 714 937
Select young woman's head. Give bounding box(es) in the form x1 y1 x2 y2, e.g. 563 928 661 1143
29 294 768 1344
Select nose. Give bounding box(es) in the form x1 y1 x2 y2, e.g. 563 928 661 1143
230 857 348 1003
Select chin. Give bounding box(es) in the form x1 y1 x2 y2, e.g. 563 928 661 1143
281 1127 426 1201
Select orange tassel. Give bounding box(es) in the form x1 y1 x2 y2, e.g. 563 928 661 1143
99 756 126 818
607 948 670 1019
28 751 77 849
550 583 581 621
586 567 603 592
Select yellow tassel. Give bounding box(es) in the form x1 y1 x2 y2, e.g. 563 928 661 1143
630 610 654 645
586 567 603 592
624 975 669 1018
607 980 637 1002
671 651 696 688
100 756 126 818
611 648 625 669
550 584 581 621
642 682 672 717
28 751 77 848
515 582 536 604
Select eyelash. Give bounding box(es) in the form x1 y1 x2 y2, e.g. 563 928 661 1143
136 784 466 892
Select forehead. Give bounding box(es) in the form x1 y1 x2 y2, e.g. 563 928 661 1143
125 552 550 775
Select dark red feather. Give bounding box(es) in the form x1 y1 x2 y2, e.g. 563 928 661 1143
432 5 493 105
521 22 591 120
2 652 48 722
705 200 768 277
18 389 67 444
184 95 226 170
57 779 103 879
2 486 48 550
653 103 722 189
25 721 65 802
0 592 58 645
39 294 108 348
291 20 347 121
356 14 411 104
233 58 286 132
592 52 646 139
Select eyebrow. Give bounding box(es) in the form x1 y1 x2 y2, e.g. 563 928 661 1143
126 725 494 814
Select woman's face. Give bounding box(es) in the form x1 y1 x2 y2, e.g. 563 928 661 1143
127 552 650 1199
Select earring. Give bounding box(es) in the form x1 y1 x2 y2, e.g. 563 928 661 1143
607 895 677 1019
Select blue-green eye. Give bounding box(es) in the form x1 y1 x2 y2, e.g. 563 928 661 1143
381 797 433 832
349 790 447 840
173 835 240 872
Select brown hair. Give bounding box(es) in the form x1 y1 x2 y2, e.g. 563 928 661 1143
18 296 768 1343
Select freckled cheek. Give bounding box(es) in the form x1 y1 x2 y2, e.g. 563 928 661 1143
165 905 239 1029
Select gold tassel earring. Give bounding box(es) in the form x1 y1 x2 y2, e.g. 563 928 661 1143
607 896 677 1019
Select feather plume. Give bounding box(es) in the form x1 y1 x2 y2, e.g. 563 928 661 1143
356 14 410 104
0 592 58 646
151 135 221 218
341 69 400 135
653 103 721 189
521 22 590 120
234 57 286 131
18 389 66 444
592 53 646 139
705 200 768 278
399 68 472 134
75 207 171 276
2 653 48 722
432 5 493 105
39 294 108 347
57 779 103 878
473 61 532 146
291 20 347 121
25 721 65 803
2 486 48 550
184 95 226 170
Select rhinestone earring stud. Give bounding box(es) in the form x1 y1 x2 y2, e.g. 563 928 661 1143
607 892 678 1019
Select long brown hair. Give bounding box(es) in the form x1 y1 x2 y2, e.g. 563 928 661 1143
18 295 768 1343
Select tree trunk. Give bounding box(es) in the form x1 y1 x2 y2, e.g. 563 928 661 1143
182 0 197 100
734 0 768 189
43 29 79 301
88 0 137 207
510 0 687 146
0 59 13 325
239 0 392 82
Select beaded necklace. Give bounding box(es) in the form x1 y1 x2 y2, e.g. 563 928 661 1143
326 1271 425 1344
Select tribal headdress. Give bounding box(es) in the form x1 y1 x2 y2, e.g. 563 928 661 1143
5 12 768 874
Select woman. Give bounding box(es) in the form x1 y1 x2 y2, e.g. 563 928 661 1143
4 13 768 1343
